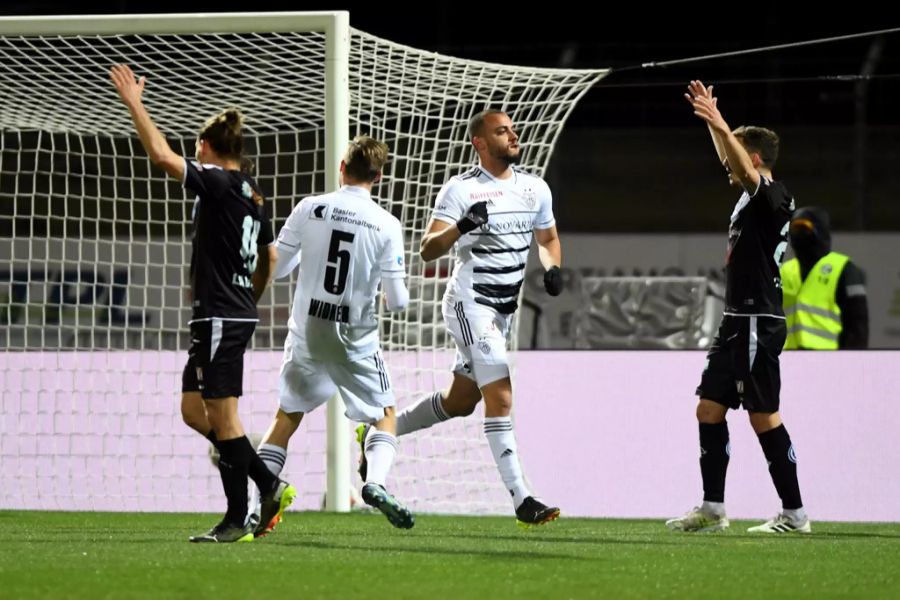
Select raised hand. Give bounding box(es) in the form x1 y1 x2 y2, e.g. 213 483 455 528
109 64 146 108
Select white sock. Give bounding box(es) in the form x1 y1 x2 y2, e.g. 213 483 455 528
248 443 287 518
701 501 726 516
782 507 807 522
396 392 450 436
364 429 398 487
484 417 530 509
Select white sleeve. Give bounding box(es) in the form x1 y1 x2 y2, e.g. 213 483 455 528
274 249 301 280
378 220 407 280
273 200 307 279
534 179 556 230
382 276 409 312
431 180 467 225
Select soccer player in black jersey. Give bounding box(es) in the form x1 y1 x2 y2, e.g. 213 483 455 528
110 64 296 543
666 81 810 534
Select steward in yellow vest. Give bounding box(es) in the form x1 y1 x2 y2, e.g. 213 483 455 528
780 207 868 349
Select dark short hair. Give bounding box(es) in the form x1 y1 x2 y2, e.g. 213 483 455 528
732 125 779 169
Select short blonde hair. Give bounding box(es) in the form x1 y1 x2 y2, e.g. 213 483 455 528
343 135 389 182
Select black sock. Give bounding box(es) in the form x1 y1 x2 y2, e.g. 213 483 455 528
240 436 278 494
699 422 730 503
206 430 219 449
216 437 252 525
757 424 803 510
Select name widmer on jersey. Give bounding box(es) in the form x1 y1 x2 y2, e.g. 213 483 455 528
309 298 349 324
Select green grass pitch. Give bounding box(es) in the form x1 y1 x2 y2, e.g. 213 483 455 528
2 511 899 599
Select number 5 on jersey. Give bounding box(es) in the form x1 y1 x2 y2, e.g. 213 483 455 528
324 229 355 295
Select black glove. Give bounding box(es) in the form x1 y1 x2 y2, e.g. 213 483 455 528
543 266 563 296
456 201 489 234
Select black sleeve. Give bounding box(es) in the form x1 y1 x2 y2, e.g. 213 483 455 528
749 177 785 212
182 159 208 196
836 261 868 349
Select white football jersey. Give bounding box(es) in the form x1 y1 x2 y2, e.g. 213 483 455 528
276 185 406 362
431 165 555 314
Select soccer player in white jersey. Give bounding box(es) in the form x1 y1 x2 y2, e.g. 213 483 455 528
359 109 564 527
248 136 414 532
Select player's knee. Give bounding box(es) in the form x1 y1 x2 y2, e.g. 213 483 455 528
748 411 781 434
181 410 206 432
696 400 726 424
180 396 208 432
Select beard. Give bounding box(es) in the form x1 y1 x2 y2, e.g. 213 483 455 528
493 147 521 166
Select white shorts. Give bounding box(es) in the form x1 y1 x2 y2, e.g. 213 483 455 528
442 299 512 387
278 336 394 424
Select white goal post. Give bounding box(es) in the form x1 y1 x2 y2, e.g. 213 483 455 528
0 11 606 515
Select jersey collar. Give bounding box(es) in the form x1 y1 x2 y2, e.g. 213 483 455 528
341 184 371 198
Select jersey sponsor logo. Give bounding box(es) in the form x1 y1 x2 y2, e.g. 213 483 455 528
469 191 503 201
308 298 350 324
331 207 381 231
481 217 533 233
312 204 328 220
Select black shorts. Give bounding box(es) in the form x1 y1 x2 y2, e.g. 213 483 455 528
696 315 786 413
182 318 256 399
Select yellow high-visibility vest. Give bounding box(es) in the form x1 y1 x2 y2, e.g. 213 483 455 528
781 252 849 350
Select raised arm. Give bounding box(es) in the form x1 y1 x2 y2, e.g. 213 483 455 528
686 81 727 164
685 80 760 193
109 64 184 181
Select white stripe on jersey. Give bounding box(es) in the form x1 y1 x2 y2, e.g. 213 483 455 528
431 165 555 314
275 185 406 362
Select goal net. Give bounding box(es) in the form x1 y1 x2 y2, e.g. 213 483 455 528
0 12 606 515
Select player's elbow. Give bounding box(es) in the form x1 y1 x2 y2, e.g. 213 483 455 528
419 239 441 263
148 145 175 167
